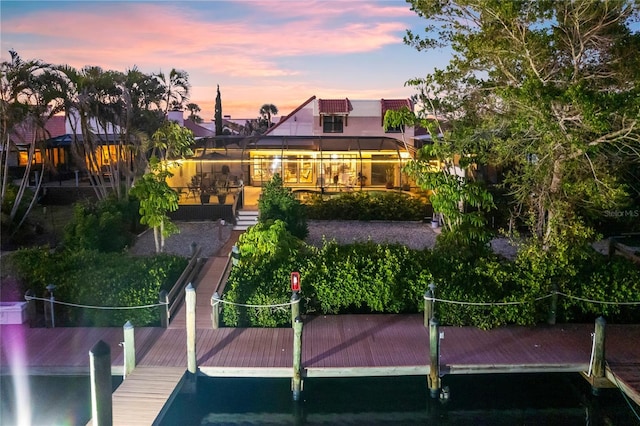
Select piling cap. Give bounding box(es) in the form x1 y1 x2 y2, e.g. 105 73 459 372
90 340 111 356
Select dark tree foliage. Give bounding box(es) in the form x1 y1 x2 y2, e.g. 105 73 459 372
258 174 308 239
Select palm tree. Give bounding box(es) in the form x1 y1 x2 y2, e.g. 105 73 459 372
259 103 278 127
1 50 66 233
186 103 202 123
59 65 133 200
154 68 190 114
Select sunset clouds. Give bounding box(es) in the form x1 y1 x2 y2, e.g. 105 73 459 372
1 1 435 119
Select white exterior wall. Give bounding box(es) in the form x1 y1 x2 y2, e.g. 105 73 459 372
269 98 415 140
268 104 314 136
65 110 121 134
167 110 184 126
312 99 415 139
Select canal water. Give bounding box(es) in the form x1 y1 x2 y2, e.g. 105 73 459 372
1 373 638 425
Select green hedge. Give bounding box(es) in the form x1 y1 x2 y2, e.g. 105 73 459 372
9 248 187 326
222 233 640 328
304 191 430 221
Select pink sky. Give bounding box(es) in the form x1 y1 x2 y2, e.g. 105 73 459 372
1 1 448 120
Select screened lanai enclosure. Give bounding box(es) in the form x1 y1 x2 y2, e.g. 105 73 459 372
165 135 416 199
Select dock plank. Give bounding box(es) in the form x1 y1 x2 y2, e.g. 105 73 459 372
3 316 640 418
86 366 185 426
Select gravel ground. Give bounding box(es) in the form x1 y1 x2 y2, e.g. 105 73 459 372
305 220 438 250
128 221 233 257
128 220 520 258
128 220 440 257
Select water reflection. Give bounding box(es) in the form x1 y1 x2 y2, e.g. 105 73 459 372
161 374 637 426
1 373 635 425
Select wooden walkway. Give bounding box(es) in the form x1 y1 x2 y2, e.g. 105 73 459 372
2 317 640 421
86 366 185 426
2 233 639 421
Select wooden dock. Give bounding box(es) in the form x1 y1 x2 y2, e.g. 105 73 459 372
86 366 185 426
2 317 640 422
3 236 640 421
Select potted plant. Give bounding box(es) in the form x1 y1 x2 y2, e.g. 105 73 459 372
385 166 394 189
199 189 211 204
217 190 228 204
200 181 215 204
357 172 367 187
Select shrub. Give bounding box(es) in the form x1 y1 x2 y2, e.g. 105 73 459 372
304 191 429 221
63 197 139 252
258 174 308 239
222 234 640 328
222 221 309 327
9 248 187 326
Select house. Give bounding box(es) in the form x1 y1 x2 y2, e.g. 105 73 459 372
166 96 418 194
8 115 66 169
265 96 414 139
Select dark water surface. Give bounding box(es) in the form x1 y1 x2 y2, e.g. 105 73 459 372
161 374 639 425
1 373 638 425
0 375 121 426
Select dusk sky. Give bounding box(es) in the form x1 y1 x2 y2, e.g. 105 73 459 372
1 0 450 121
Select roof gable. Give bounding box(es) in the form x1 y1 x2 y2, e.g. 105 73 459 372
319 98 352 115
381 99 412 117
10 115 67 145
183 118 215 138
265 96 316 135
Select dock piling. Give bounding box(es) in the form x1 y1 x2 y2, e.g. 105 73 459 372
24 289 36 327
291 292 300 328
292 316 304 401
186 284 197 375
123 321 135 378
547 283 558 325
424 283 435 327
159 290 169 328
211 292 220 329
590 316 606 395
89 340 112 426
428 317 441 398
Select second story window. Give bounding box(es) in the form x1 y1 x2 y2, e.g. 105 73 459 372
323 115 344 133
385 124 404 133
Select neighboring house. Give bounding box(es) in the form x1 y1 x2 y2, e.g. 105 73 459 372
169 110 217 138
10 110 131 182
195 115 253 136
7 115 68 180
166 96 418 193
265 96 414 140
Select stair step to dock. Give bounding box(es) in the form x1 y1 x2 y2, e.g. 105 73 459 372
234 209 259 231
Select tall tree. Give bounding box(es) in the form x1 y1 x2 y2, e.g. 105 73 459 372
131 121 194 253
215 85 223 136
154 68 190 114
259 103 278 128
59 65 131 200
186 102 203 123
405 0 640 248
1 50 66 234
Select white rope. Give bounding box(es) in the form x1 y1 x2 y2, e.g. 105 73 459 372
425 294 554 307
26 290 640 312
555 291 640 305
605 361 640 422
424 292 640 307
212 298 298 309
25 295 167 310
